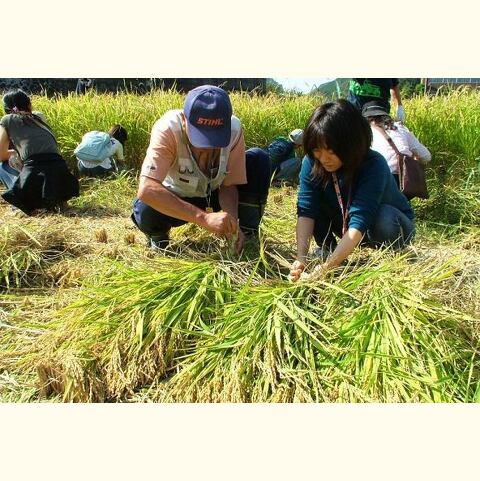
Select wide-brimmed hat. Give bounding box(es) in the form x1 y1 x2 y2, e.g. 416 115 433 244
361 101 389 118
184 85 232 148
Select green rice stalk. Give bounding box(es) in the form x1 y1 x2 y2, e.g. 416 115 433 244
156 253 479 402
28 259 237 401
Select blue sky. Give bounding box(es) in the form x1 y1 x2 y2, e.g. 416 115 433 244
272 78 335 93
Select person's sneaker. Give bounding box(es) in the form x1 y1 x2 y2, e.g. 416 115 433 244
149 234 170 251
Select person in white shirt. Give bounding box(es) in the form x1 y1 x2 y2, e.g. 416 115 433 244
362 101 431 186
77 124 127 177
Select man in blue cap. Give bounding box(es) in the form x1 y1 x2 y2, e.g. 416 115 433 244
132 85 270 253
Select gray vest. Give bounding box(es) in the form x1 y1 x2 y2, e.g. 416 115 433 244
162 110 241 198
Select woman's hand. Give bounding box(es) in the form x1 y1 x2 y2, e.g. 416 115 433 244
288 260 306 282
301 263 329 282
0 126 12 161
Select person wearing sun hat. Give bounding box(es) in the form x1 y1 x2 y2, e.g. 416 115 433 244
288 128 303 145
362 100 431 188
132 85 271 252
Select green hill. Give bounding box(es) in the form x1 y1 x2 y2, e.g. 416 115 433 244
310 78 349 98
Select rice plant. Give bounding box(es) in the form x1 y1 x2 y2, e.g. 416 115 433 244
1 89 479 403
154 253 479 403
25 259 239 401
0 222 87 289
69 171 138 215
13 247 476 403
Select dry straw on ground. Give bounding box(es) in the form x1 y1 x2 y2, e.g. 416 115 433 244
0 91 479 402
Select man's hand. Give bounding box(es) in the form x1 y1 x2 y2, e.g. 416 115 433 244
288 260 306 282
203 211 238 237
232 229 245 254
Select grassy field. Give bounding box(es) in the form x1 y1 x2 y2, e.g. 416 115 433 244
0 90 479 402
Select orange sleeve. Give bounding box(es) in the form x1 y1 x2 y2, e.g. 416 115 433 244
140 116 177 183
222 129 247 187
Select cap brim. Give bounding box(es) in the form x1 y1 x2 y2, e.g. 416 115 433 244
362 107 389 117
187 122 231 148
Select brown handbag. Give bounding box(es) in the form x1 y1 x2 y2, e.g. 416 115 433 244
375 125 429 200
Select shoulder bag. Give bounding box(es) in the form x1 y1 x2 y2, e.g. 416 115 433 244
374 125 429 200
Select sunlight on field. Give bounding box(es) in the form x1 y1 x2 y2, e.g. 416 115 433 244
0 90 479 403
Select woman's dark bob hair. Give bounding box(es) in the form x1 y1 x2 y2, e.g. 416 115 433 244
109 124 128 146
3 89 31 114
303 99 372 183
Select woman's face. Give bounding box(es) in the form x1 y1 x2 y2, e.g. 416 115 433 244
312 147 343 172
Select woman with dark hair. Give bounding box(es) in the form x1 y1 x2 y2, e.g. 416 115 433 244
0 89 79 214
362 101 431 188
76 124 128 177
289 100 415 282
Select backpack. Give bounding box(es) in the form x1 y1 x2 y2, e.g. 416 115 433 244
74 131 113 164
267 136 295 171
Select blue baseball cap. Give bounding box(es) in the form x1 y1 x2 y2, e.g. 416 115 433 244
184 85 232 148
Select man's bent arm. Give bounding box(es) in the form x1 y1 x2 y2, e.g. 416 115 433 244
138 176 237 236
138 175 208 227
218 184 239 219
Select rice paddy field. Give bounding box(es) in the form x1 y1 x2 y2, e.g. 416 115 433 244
0 89 479 403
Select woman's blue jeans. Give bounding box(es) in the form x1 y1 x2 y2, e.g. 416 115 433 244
314 203 415 250
0 162 20 190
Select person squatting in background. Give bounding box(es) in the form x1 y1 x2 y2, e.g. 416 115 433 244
361 101 431 188
289 100 415 282
0 89 79 214
76 124 128 177
347 78 405 122
131 85 271 253
0 110 47 190
266 128 304 185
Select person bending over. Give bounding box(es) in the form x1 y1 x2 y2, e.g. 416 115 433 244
0 89 79 214
267 128 304 185
76 124 128 177
290 100 415 281
132 85 270 253
362 101 431 190
347 78 405 122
